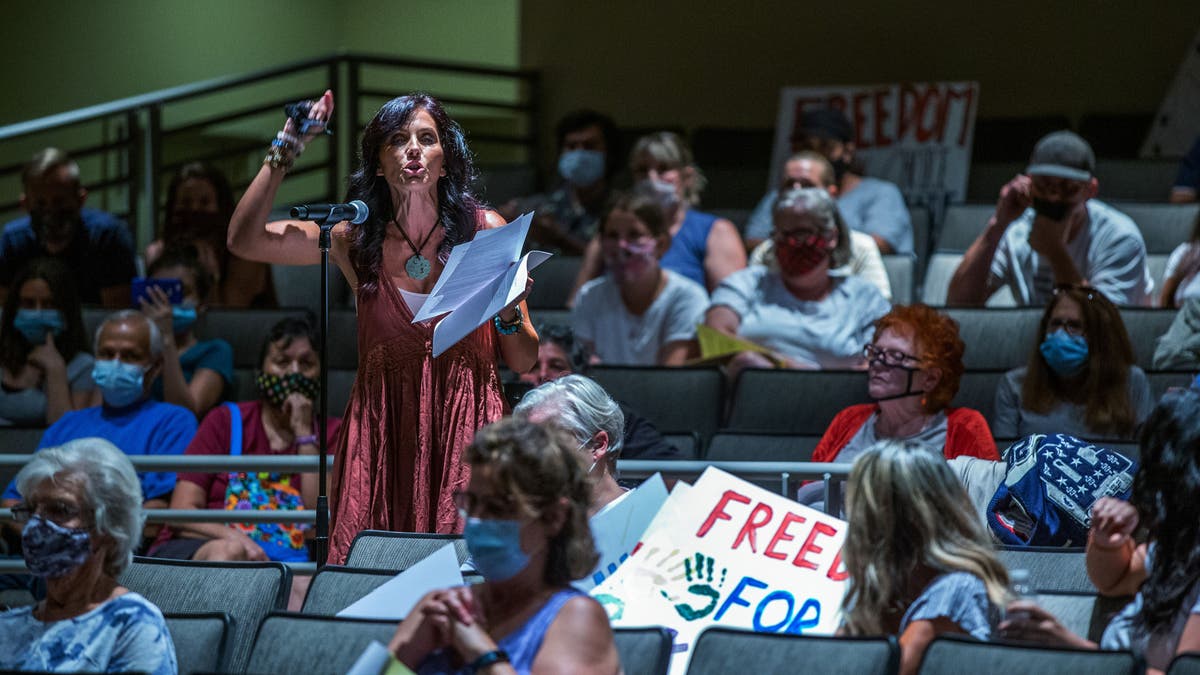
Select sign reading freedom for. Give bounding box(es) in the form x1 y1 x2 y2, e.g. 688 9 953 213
769 82 980 220
591 468 847 675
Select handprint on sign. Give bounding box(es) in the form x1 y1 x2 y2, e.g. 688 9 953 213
658 552 729 621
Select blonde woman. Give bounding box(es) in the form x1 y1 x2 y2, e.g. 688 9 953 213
840 441 1010 675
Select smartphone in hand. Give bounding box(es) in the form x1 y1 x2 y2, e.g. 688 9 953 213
131 277 183 307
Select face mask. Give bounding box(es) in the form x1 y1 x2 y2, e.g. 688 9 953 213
1040 329 1089 378
255 371 320 408
604 238 658 283
463 516 530 582
558 149 605 187
829 156 852 183
171 304 198 333
775 233 830 277
1032 197 1070 221
13 308 65 344
92 359 147 408
22 514 92 579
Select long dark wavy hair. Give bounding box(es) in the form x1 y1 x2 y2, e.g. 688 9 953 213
1131 389 1200 634
0 258 88 375
346 93 481 293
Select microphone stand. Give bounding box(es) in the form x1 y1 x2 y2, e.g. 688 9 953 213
314 214 335 569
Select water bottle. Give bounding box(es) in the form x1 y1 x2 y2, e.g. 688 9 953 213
1007 568 1035 622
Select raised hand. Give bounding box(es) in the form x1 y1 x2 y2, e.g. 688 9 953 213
284 90 335 145
139 285 176 340
995 175 1033 227
27 330 66 375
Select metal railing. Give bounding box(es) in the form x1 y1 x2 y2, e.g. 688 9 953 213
0 52 540 244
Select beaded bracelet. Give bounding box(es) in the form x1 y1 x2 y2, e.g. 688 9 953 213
493 306 523 335
264 144 294 171
294 434 318 447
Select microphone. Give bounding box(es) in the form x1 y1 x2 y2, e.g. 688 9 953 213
290 200 369 224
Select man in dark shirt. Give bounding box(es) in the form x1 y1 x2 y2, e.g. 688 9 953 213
0 148 136 307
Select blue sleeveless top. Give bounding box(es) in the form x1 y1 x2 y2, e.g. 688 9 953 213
659 209 718 288
417 588 583 675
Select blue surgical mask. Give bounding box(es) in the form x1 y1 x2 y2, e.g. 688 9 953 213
558 149 605 187
463 516 530 582
1040 330 1089 378
22 514 92 578
92 359 147 408
12 308 64 345
171 304 198 333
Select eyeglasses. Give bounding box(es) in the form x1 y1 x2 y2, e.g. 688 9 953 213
1047 318 1086 337
1052 283 1097 301
863 344 921 368
11 500 86 526
452 491 517 519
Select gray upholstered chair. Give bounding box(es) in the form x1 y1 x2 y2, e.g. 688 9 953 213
344 531 467 572
245 612 398 675
300 565 399 616
918 634 1140 675
614 627 673 675
686 628 898 675
164 611 231 675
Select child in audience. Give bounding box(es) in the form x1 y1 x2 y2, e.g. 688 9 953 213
993 284 1152 440
1158 211 1200 308
1000 388 1200 674
0 258 93 426
145 162 276 307
140 245 233 418
839 441 1010 675
572 190 707 366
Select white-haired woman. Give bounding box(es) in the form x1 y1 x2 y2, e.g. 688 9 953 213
706 187 890 371
0 438 177 674
839 441 1010 675
514 374 627 515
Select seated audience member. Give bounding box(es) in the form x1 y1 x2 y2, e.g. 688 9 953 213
389 417 619 674
0 148 137 308
572 190 707 366
515 374 627 515
993 284 1152 440
840 441 1010 675
1000 389 1200 674
500 110 620 255
1 311 196 518
745 108 913 255
149 315 338 563
1158 211 1200 308
519 324 681 460
0 438 176 675
1170 136 1200 204
0 258 93 426
573 131 746 294
1154 296 1200 369
142 245 233 417
948 131 1152 307
705 187 891 371
811 304 998 465
747 151 891 300
146 161 277 307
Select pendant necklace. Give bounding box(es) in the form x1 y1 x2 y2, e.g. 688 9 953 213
392 215 440 280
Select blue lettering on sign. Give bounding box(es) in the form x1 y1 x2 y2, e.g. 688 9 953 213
714 576 768 621
784 598 821 634
710 574 823 634
752 591 795 632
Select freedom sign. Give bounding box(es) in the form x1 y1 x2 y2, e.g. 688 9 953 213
769 81 980 221
591 468 847 674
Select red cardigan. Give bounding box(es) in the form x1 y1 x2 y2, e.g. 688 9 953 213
812 404 999 463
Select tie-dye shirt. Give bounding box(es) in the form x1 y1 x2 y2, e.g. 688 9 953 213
0 591 176 674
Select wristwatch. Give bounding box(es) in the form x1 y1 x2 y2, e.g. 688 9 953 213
469 649 510 672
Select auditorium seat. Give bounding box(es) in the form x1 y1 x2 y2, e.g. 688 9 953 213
534 308 571 328
589 366 724 443
1119 308 1178 370
725 369 868 436
118 557 290 673
344 531 468 571
528 256 582 309
0 427 46 492
613 627 673 675
936 203 996 252
946 370 1006 429
921 252 963 305
918 634 1139 675
1148 370 1194 401
300 565 399 616
1097 160 1190 203
164 611 231 675
475 163 538 205
1035 591 1097 642
245 612 398 675
687 628 898 675
1113 202 1199 254
942 308 1041 370
705 432 821 462
1168 653 1200 675
662 431 703 460
910 205 932 274
995 546 1091 593
198 308 315 369
883 255 914 304
271 263 354 314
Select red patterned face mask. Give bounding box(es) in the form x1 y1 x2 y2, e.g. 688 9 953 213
775 233 830 277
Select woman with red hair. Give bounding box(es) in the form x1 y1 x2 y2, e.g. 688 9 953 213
812 305 999 466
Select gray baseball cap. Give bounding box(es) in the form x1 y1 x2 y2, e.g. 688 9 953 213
1025 130 1095 181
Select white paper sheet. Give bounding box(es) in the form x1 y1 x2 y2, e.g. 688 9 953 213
576 473 670 592
336 544 463 620
410 212 551 357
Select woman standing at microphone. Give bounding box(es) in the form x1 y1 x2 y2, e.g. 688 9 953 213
228 91 538 564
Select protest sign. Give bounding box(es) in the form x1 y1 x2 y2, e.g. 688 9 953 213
337 544 463 620
578 473 670 591
769 82 980 222
591 468 847 674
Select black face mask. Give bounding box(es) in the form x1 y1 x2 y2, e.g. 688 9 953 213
1032 198 1070 221
830 156 852 183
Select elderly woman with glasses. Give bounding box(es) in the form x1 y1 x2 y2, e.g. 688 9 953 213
993 284 1152 441
810 305 999 468
0 438 176 675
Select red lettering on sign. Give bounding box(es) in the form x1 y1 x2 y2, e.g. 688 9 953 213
872 88 893 148
851 92 870 148
792 522 837 570
733 503 775 553
696 490 751 538
944 84 976 146
764 512 807 561
826 546 849 581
